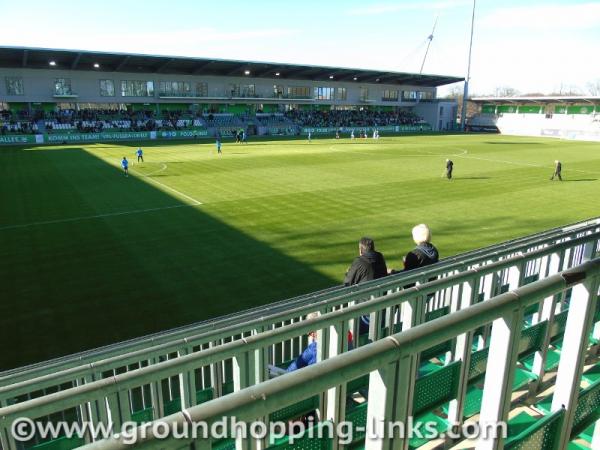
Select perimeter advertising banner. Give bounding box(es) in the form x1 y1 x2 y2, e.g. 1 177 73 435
157 130 209 139
0 135 39 144
45 132 152 143
300 125 431 135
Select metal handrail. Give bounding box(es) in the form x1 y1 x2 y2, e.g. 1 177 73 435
3 217 597 385
1 225 598 402
68 259 600 450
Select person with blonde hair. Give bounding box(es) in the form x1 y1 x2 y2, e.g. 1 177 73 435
404 224 439 271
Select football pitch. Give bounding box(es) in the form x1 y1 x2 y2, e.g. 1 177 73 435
1 133 599 370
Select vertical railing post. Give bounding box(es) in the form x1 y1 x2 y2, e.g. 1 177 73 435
364 360 399 450
391 353 418 450
476 306 525 450
326 320 348 450
551 274 599 450
446 278 478 435
179 346 197 409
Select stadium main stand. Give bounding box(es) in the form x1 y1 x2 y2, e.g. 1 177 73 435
1 218 599 450
0 46 462 144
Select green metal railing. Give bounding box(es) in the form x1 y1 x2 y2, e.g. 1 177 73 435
23 257 594 450
2 218 599 388
0 239 599 449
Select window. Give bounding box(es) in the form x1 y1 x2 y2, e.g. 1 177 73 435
314 87 334 100
336 87 347 101
229 84 240 97
240 84 255 97
196 82 208 97
287 86 310 98
382 90 399 101
54 78 72 96
420 91 434 100
159 81 192 97
100 80 115 97
402 90 417 100
273 85 283 97
360 87 369 101
439 106 444 115
5 77 24 95
121 80 154 97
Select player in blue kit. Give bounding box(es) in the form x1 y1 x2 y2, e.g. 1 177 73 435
121 157 129 177
136 147 144 162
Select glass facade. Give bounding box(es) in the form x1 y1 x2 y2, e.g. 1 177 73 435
336 87 347 101
196 82 208 97
159 81 192 97
5 77 24 95
382 90 399 101
315 87 334 100
287 86 310 98
99 80 115 97
54 78 73 96
121 80 154 97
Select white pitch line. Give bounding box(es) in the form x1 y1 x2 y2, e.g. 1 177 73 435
130 163 203 205
453 151 600 175
0 204 194 231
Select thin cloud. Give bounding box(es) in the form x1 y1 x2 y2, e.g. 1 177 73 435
480 3 600 30
347 0 471 16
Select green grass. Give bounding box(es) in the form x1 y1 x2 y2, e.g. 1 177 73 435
1 134 599 369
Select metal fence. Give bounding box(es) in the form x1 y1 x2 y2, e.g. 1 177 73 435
1 222 600 450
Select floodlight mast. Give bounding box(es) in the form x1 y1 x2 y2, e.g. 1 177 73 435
420 16 438 74
461 0 476 131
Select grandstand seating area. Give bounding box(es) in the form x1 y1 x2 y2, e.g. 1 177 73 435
1 108 428 137
285 109 425 128
0 219 599 450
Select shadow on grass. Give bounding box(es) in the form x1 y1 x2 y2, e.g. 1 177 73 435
454 177 492 180
0 146 336 370
561 179 597 182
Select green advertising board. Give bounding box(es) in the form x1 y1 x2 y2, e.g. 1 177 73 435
566 105 594 114
157 130 209 139
517 105 542 114
481 104 496 114
497 105 518 114
45 131 152 143
0 134 40 145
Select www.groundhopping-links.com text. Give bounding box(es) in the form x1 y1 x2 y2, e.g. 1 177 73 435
10 416 508 445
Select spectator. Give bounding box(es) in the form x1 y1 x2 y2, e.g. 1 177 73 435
268 312 320 377
344 237 388 286
403 224 439 271
344 237 388 335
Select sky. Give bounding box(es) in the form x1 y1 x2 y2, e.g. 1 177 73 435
1 0 599 97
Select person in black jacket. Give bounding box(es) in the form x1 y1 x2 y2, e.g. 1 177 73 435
445 159 454 179
404 224 439 271
344 237 388 286
344 237 388 335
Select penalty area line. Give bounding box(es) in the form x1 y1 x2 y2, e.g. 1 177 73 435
0 204 195 231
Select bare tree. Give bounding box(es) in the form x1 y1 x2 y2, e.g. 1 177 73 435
493 86 520 97
586 79 600 96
